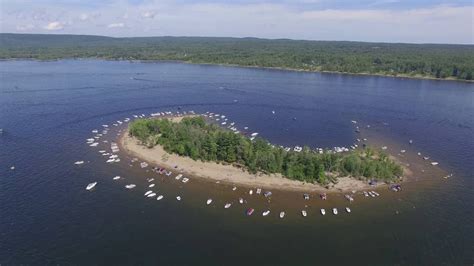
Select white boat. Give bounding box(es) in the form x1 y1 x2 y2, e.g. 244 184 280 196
147 193 156 198
176 196 181 201
256 188 262 194
272 110 275 114
320 209 326 215
332 208 338 215
232 186 237 191
156 195 163 201
224 203 232 209
175 174 183 180
89 142 99 147
302 210 307 217
251 132 259 137
262 210 270 216
125 184 136 189
206 199 213 205
431 162 439 166
113 176 121 180
181 178 189 183
86 182 97 190
149 184 155 188
346 207 351 213
140 162 148 168
249 190 253 195
144 190 153 196
279 211 285 218
239 198 244 204
363 191 369 197
74 161 85 165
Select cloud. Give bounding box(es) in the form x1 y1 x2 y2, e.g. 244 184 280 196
44 21 64 30
16 24 35 31
142 10 156 18
107 22 125 28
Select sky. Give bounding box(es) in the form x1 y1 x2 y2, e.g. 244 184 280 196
1 0 473 44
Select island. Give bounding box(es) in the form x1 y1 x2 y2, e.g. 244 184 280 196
1 33 473 81
121 115 404 192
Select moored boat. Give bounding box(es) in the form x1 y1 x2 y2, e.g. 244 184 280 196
320 209 326 215
246 208 255 216
279 211 285 218
346 207 351 213
206 199 213 205
125 184 136 189
224 203 232 209
332 208 338 215
156 195 164 201
302 210 307 217
262 210 270 216
86 182 97 190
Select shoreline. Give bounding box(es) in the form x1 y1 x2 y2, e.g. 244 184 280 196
1 58 472 83
119 116 398 193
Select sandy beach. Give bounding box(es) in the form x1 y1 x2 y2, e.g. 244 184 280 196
120 117 386 193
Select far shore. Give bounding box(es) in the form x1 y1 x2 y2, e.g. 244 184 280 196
119 116 395 193
2 58 472 83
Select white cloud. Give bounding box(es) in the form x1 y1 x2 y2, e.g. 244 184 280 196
142 10 156 18
16 24 35 31
44 21 64 30
107 22 125 28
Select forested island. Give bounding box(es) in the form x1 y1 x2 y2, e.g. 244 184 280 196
1 33 473 81
129 116 403 185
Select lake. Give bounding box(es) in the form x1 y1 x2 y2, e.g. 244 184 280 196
1 60 472 265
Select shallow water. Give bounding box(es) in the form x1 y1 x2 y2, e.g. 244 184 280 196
0 60 473 265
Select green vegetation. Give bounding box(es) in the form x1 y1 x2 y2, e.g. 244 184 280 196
1 33 473 81
129 116 403 185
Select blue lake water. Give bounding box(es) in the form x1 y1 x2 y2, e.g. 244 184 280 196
0 60 473 265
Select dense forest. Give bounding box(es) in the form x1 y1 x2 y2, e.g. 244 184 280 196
129 116 403 185
1 33 473 81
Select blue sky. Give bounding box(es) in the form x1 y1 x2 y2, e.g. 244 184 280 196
2 0 473 44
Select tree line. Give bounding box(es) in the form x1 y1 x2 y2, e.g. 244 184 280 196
1 33 473 81
129 116 403 185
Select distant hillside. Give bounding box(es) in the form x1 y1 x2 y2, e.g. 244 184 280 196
1 33 473 81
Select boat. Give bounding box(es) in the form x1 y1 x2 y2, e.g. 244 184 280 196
206 199 213 205
251 132 259 137
320 209 326 215
147 178 155 182
303 193 310 200
224 203 232 209
332 208 338 215
344 194 354 202
156 195 163 201
279 211 285 218
239 198 244 204
147 193 156 198
301 210 307 217
232 186 237 191
272 110 275 114
263 191 272 198
144 190 153 196
113 176 121 180
175 174 183 180
431 162 439 166
125 184 136 189
249 190 253 195
345 207 351 213
320 193 327 200
182 177 189 183
86 182 97 190
74 161 84 165
256 188 262 194
149 184 155 188
262 210 270 216
176 196 181 201
246 208 255 216
140 162 148 168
